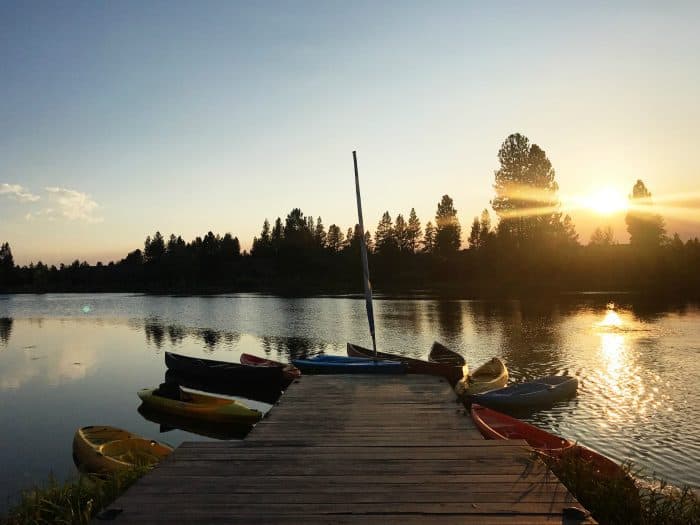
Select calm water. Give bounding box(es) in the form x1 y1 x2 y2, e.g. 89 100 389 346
0 293 699 509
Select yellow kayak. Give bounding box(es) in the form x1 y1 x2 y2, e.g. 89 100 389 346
455 357 509 397
137 387 263 424
73 425 172 474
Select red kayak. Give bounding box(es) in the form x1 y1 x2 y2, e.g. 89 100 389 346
471 404 628 480
240 353 301 380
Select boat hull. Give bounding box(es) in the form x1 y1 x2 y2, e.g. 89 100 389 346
165 351 289 389
292 355 405 374
466 375 578 410
138 388 262 424
347 343 463 384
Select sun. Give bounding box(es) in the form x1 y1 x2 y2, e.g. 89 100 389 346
582 187 629 215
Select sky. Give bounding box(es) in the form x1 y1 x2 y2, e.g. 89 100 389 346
1 1 699 265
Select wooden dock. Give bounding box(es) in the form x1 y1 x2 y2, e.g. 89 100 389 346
102 375 594 523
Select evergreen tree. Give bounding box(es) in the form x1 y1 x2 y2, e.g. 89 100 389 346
314 217 327 248
492 133 568 247
406 208 422 253
394 214 409 253
326 224 344 253
423 221 436 253
345 227 354 249
271 217 284 253
589 226 615 246
375 211 397 254
144 232 166 263
625 180 666 249
0 242 15 287
434 195 461 254
252 219 272 257
468 217 481 249
479 209 492 245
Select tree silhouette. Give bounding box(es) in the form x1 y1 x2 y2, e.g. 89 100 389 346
326 224 344 253
406 208 422 253
468 217 481 249
144 232 166 263
625 180 666 249
314 217 327 248
479 209 492 246
492 133 569 248
589 226 615 247
434 195 461 254
0 242 14 288
375 212 397 255
423 221 436 253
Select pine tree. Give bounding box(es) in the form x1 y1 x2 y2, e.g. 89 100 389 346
406 208 422 254
375 211 397 254
394 214 409 253
625 180 666 249
326 224 344 253
589 226 615 246
423 221 436 253
468 217 481 249
314 217 327 248
434 195 461 254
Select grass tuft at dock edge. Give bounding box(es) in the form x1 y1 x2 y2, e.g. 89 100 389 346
1 466 148 525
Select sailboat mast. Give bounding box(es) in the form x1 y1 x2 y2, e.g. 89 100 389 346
353 151 377 358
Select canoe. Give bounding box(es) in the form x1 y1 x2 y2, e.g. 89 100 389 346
471 404 629 480
164 351 288 389
137 387 263 424
73 425 172 474
291 355 405 374
429 341 466 367
347 343 464 384
465 375 578 410
240 353 301 380
455 357 509 397
164 369 282 405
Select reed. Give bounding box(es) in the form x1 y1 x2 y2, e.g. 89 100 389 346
1 467 147 525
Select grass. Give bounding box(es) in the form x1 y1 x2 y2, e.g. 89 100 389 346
0 467 148 525
542 450 700 525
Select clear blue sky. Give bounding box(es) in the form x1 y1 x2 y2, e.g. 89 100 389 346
2 1 698 264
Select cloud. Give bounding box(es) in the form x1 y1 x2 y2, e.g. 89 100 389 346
0 183 40 203
43 187 103 223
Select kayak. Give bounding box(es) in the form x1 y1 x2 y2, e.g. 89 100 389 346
465 375 578 410
164 351 288 389
347 343 464 384
455 357 509 397
164 369 282 405
137 387 263 424
240 353 301 380
471 404 629 480
73 425 172 474
428 342 467 367
292 354 405 374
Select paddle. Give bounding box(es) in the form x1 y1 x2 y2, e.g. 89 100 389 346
353 151 378 358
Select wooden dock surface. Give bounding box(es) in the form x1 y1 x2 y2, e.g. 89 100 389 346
103 374 594 524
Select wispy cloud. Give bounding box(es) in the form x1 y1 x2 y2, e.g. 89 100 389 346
42 187 103 223
0 183 40 203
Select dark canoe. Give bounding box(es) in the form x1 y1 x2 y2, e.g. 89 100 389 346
347 343 464 385
164 369 283 405
164 351 288 390
291 355 405 374
466 375 578 410
429 341 466 366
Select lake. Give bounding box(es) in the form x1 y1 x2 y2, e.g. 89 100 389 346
0 292 698 509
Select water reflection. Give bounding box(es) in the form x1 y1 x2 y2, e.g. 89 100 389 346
0 317 12 346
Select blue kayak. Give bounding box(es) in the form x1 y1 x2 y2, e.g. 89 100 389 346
466 375 578 410
292 355 406 374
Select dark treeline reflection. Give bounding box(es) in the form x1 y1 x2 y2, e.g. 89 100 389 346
141 318 329 359
1 133 699 297
0 317 12 346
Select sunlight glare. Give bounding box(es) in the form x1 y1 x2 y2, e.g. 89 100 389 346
582 187 629 215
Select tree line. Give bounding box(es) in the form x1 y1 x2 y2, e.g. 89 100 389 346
1 133 699 296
